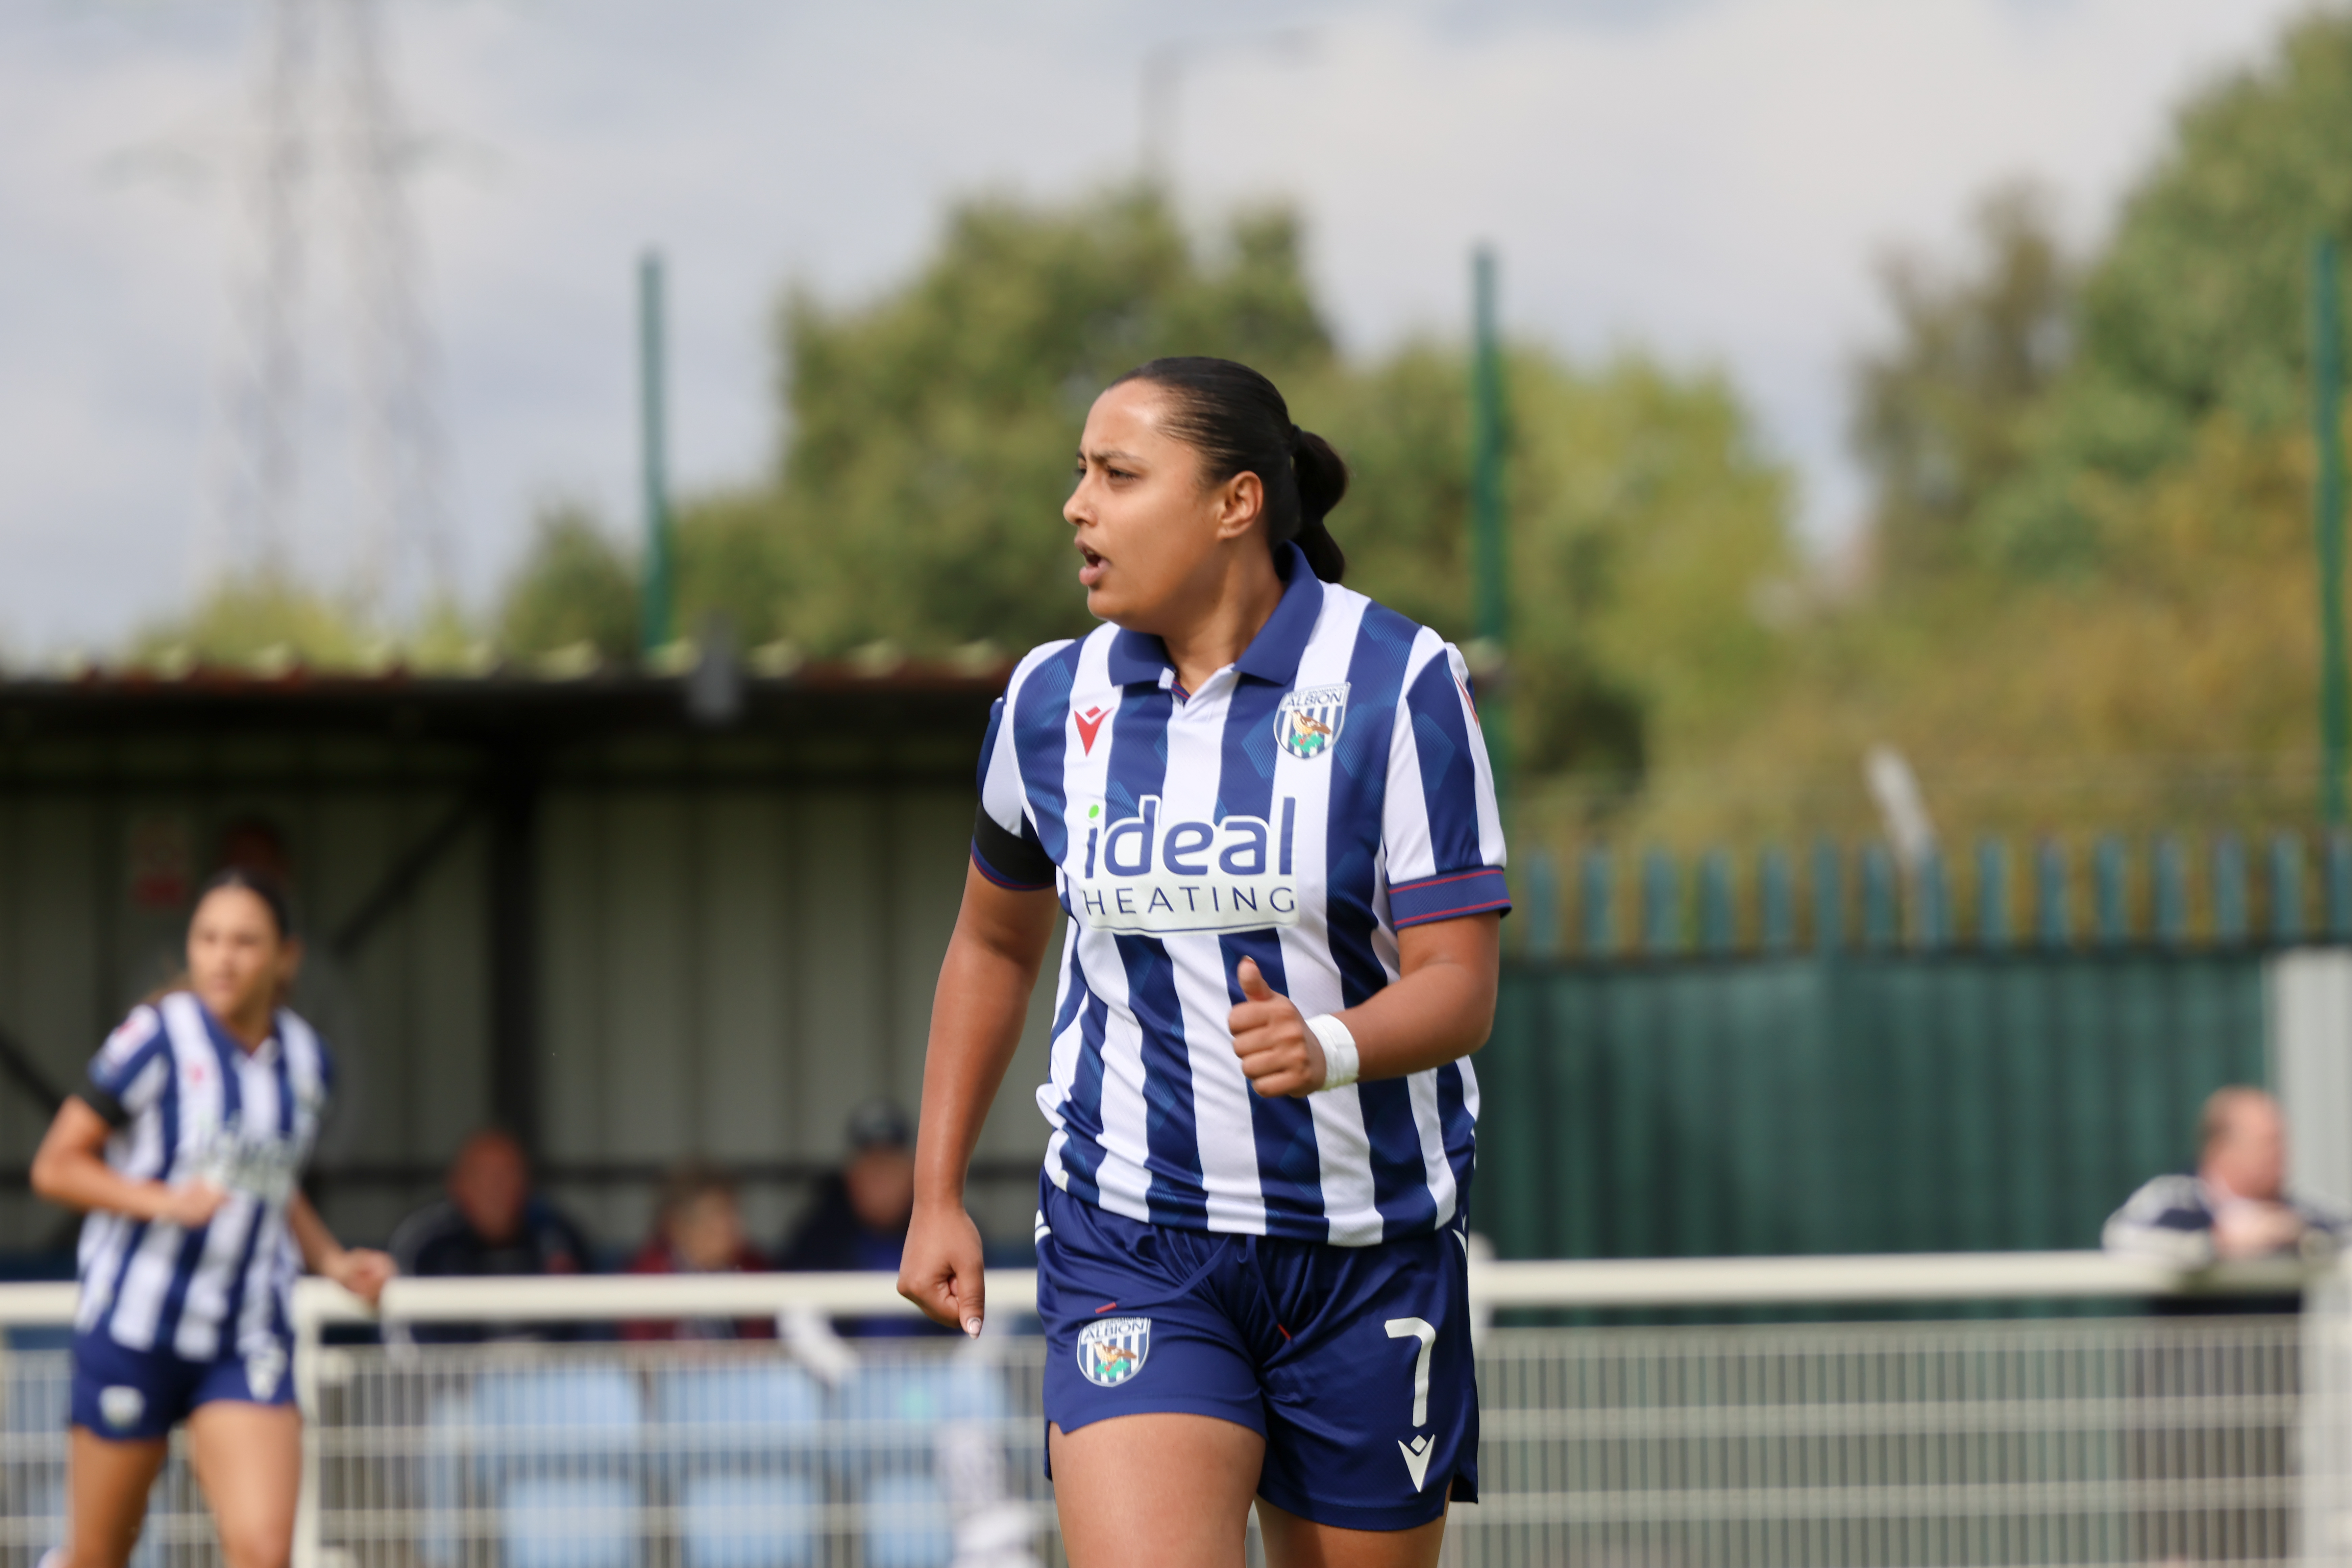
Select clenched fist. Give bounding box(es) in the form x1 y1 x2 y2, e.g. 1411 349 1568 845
1229 957 1328 1097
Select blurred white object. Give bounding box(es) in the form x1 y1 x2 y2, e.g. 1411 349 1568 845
1864 744 1937 866
779 1303 859 1386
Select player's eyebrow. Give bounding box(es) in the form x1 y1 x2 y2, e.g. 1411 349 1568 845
1078 446 1146 467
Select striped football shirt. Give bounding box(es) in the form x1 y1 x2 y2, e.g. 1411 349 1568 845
972 543 1509 1246
73 993 330 1362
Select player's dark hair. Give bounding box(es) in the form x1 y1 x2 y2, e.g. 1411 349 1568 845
1111 356 1348 583
195 866 295 941
143 867 298 1007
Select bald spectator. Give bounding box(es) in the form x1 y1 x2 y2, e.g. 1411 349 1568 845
388 1128 596 1343
2106 1087 2343 1294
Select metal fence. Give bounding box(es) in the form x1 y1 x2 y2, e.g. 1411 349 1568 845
0 1261 2338 1568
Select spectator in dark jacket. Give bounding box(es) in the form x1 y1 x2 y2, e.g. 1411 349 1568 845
388 1128 595 1343
2106 1087 2343 1308
779 1100 947 1337
623 1164 775 1342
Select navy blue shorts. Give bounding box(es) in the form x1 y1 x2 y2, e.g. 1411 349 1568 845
70 1330 295 1443
1035 1179 1478 1532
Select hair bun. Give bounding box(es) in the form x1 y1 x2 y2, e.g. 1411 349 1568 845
1291 430 1349 583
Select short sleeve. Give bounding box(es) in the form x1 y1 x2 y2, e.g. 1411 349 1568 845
78 1006 170 1129
1381 636 1511 929
971 695 1056 889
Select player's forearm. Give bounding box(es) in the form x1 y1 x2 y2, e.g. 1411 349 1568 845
1335 914 1501 1081
30 1146 170 1220
915 920 1048 1206
287 1192 347 1274
1335 963 1494 1079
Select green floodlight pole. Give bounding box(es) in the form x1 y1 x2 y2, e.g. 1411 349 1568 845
1470 246 1512 808
2314 235 2348 827
639 251 675 657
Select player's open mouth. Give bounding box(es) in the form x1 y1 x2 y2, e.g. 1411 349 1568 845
1077 544 1106 588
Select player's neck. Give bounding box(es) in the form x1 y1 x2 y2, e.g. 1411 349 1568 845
209 995 276 1051
1156 549 1285 696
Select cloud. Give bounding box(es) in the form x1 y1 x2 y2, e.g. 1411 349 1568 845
0 0 2318 652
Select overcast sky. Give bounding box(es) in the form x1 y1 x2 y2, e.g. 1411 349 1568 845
0 0 2323 658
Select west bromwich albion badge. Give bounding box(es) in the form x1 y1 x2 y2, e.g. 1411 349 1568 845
1076 1316 1152 1387
1274 683 1349 761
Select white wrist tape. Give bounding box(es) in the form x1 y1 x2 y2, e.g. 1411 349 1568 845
1306 1013 1360 1091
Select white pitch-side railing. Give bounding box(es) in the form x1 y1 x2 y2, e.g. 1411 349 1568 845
0 1253 2339 1568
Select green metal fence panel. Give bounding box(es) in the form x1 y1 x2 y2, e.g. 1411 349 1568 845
1479 951 2268 1263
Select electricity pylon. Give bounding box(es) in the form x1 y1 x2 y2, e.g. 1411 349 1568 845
205 0 446 619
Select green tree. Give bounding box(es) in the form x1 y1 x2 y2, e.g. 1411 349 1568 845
1985 10 2352 568
1851 182 2074 577
753 189 1334 657
498 504 640 661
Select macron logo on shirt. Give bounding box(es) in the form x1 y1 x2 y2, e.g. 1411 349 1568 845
1071 795 1301 935
1073 705 1109 754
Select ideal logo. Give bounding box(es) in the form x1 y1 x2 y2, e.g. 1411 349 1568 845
1071 795 1300 935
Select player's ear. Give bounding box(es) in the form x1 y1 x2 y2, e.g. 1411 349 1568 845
1212 471 1264 542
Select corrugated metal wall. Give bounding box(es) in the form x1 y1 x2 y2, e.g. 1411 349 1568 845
1477 952 2270 1264
0 737 1055 1257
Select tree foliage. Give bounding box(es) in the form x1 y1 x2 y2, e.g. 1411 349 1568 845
1982 10 2352 570
1850 182 2074 578
1658 10 2352 847
498 504 640 662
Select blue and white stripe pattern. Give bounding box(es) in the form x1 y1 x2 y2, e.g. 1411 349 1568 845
973 545 1508 1246
74 993 330 1359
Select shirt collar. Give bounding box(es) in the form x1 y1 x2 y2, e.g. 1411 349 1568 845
195 998 278 1065
1104 544 1326 689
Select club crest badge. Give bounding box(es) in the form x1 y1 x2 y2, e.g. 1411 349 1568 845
1273 683 1349 761
1076 1316 1151 1388
99 1385 145 1431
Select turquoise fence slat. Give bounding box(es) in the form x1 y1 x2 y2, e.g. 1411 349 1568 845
1812 842 1842 952
2155 837 2188 946
1481 951 2270 1264
2272 832 2304 943
1522 851 1559 957
1910 851 1947 950
1976 839 2008 947
2216 836 2248 940
1699 852 1735 953
1579 849 1612 955
1642 849 1679 954
1760 850 1794 953
1862 846 1897 949
2037 841 2071 947
2331 832 2352 940
2095 836 2127 946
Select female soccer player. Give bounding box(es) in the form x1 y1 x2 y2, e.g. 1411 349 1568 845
31 867 394 1568
901 357 1508 1568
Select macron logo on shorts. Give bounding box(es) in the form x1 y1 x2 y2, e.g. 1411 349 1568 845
1076 1316 1151 1387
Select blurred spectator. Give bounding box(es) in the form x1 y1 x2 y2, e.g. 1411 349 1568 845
623 1164 775 1342
2106 1086 2343 1306
388 1128 595 1343
779 1099 947 1337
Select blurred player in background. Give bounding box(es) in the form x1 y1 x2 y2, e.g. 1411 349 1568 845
900 358 1507 1568
30 868 393 1568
